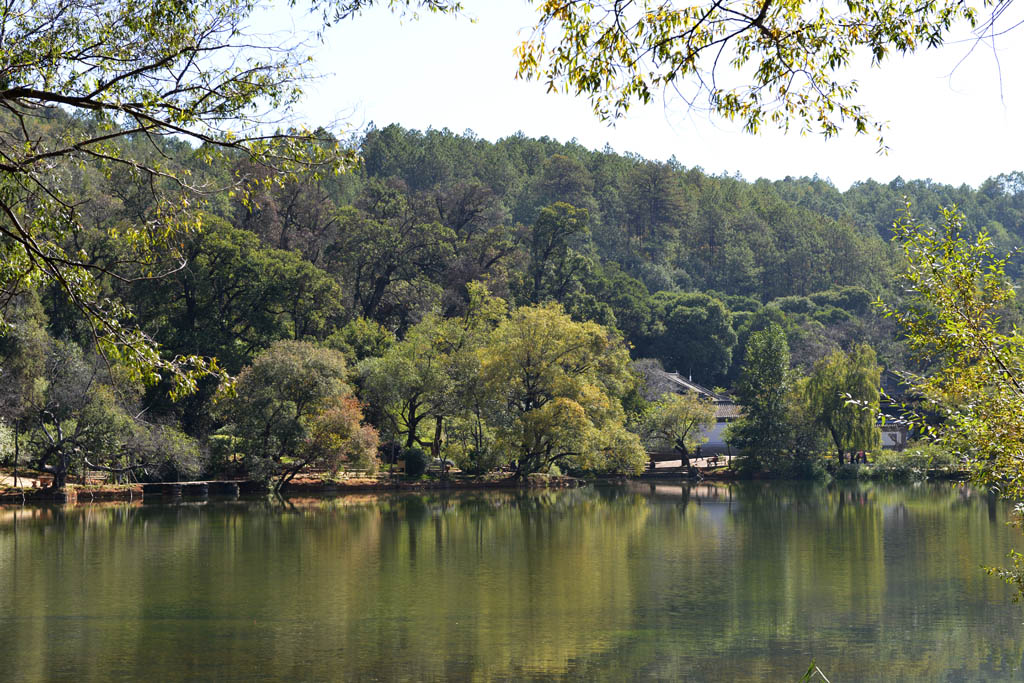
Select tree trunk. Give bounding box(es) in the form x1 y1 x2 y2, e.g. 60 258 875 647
45 459 68 490
12 426 18 487
404 411 421 450
675 442 696 477
274 462 304 495
829 426 843 463
432 416 446 477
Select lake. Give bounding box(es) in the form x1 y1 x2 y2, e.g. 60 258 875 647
1 482 1022 681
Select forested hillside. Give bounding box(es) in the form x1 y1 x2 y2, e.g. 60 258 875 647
4 116 1024 484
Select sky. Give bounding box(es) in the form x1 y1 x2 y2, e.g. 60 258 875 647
273 1 1024 191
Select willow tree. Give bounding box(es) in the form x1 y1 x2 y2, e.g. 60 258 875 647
480 303 646 476
806 344 881 462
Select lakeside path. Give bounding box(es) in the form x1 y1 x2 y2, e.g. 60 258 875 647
0 474 42 488
650 456 734 470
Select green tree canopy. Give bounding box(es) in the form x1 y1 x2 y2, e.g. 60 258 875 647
729 323 792 469
881 207 1024 494
522 202 592 305
480 302 646 476
645 291 736 383
806 344 881 460
641 392 717 473
358 284 503 456
221 340 378 490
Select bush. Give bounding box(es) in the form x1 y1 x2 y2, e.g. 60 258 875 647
403 447 428 477
870 451 925 480
774 295 813 315
0 420 13 464
205 433 247 479
832 462 868 480
812 306 852 325
871 443 958 480
782 455 829 480
459 448 502 475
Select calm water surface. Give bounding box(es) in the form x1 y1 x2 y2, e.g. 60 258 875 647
1 482 1023 681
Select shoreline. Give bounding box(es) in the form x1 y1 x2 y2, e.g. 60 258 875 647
0 467 971 507
0 473 588 506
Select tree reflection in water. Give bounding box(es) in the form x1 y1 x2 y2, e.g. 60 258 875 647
0 483 1021 680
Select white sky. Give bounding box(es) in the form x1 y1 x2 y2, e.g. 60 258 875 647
277 2 1024 191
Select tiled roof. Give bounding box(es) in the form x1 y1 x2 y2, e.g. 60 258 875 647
658 371 726 401
715 403 743 419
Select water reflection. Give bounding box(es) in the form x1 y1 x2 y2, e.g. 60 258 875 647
1 484 1022 681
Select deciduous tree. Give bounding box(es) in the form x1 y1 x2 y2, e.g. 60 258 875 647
221 340 377 491
806 344 881 462
517 0 981 146
880 207 1024 493
729 323 791 470
641 392 716 473
480 303 646 476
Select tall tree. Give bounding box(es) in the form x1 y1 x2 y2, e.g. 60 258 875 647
623 160 685 247
221 340 378 492
480 303 646 476
523 202 592 305
358 284 503 462
645 291 736 384
881 207 1024 493
358 315 457 452
327 204 454 325
806 344 881 462
729 323 792 469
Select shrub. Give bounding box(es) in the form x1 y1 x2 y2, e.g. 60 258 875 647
204 434 245 479
459 448 502 475
774 295 813 315
832 462 868 480
870 451 925 480
403 447 428 477
871 443 958 480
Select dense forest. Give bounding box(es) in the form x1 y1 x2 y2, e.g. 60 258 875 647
4 116 1024 487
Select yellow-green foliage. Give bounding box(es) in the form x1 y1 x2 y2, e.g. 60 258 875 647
481 303 646 475
518 0 977 148
641 392 716 457
882 207 1024 497
806 343 881 457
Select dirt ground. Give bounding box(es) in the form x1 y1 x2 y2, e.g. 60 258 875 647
0 473 43 488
